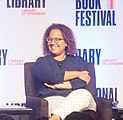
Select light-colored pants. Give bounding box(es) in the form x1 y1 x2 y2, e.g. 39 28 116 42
44 89 96 120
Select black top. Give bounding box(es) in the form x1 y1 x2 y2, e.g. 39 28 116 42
34 55 88 97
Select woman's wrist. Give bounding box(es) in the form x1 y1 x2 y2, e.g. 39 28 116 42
58 83 63 89
55 82 72 89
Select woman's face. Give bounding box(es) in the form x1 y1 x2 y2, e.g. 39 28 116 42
47 29 67 56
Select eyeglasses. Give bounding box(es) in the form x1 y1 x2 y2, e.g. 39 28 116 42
47 37 64 43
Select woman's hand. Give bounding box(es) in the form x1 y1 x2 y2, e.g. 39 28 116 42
44 83 62 89
79 71 90 84
44 81 72 89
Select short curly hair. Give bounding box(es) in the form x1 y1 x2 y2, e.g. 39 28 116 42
42 23 77 56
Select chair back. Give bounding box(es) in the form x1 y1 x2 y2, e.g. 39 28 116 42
85 62 96 96
24 62 40 97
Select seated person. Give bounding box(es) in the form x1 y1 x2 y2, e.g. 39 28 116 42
34 23 97 120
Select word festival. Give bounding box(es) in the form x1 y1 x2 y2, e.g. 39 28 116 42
75 0 116 26
6 0 45 8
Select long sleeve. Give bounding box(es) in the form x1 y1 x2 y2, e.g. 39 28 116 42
63 55 88 89
70 78 87 89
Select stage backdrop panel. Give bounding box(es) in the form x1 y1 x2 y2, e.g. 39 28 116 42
0 0 123 107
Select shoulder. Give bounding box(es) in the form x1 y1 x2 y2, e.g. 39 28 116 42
67 55 85 62
35 55 51 63
67 55 89 68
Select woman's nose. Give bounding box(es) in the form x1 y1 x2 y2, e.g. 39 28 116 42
50 39 56 44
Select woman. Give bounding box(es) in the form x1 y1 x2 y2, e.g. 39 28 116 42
34 23 96 120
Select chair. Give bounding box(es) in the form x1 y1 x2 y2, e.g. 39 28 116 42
24 62 112 120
